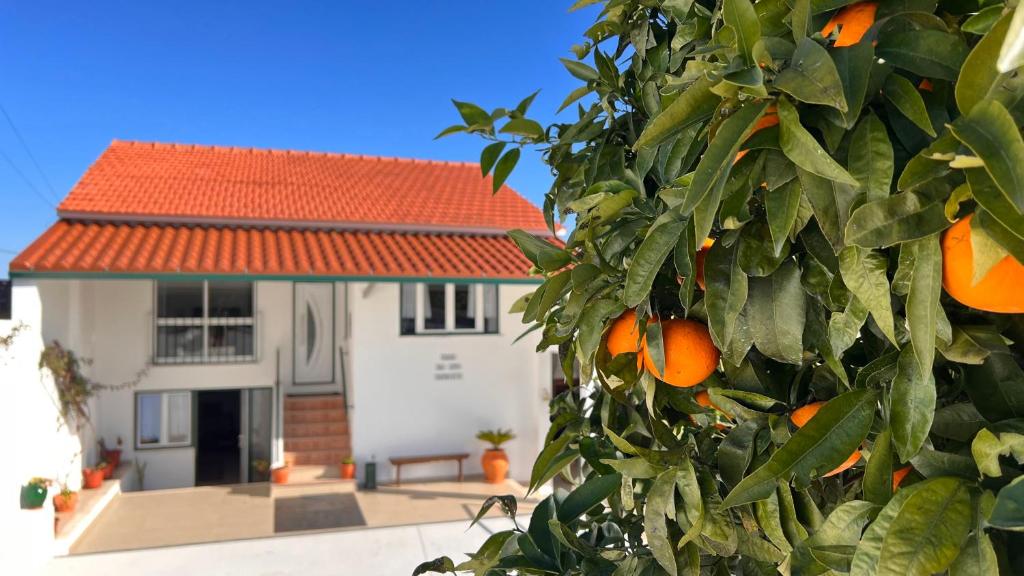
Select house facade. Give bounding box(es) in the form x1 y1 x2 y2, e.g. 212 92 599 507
7 141 556 492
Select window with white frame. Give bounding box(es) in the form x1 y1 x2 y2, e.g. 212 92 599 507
155 281 255 363
400 283 498 335
136 391 191 448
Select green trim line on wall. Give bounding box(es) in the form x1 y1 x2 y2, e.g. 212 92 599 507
8 270 544 285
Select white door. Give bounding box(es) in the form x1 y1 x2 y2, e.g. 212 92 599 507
294 283 334 384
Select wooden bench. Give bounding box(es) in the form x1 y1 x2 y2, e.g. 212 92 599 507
389 453 469 486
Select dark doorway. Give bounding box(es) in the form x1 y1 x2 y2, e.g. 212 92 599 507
195 390 241 486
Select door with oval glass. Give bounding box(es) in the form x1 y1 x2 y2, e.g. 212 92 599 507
294 282 334 384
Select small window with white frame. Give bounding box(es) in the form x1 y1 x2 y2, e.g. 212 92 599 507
400 283 498 335
155 281 255 363
136 391 192 448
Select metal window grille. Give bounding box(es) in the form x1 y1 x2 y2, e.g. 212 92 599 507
154 281 256 364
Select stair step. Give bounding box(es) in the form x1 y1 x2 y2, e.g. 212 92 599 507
284 395 345 411
284 421 349 438
283 409 347 424
284 435 351 452
286 449 351 466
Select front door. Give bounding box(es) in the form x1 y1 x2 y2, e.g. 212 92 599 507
294 282 334 384
195 390 241 486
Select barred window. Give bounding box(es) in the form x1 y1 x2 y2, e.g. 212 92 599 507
155 281 255 363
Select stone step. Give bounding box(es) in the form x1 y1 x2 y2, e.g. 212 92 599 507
284 395 346 411
284 421 349 438
284 435 351 452
286 449 351 466
283 408 347 424
279 464 358 487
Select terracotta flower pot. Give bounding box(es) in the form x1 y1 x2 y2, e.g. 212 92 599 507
271 466 290 484
340 463 356 480
53 491 79 513
481 449 509 484
101 465 114 480
103 449 122 470
83 468 104 489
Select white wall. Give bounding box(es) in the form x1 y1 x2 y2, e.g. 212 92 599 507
347 282 549 484
0 281 90 573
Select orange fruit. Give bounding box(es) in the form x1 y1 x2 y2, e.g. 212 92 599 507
942 214 1024 313
606 309 643 360
642 318 720 388
695 389 732 419
735 106 779 163
695 238 715 290
892 465 913 491
790 401 861 476
821 2 878 47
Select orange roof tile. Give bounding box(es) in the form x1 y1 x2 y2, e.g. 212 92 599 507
11 221 538 280
57 140 548 233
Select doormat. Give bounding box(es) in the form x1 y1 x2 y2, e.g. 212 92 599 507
274 492 367 532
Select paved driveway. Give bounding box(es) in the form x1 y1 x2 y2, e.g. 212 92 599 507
44 517 515 576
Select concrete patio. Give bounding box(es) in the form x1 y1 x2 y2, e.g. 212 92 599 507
44 515 521 576
69 476 537 555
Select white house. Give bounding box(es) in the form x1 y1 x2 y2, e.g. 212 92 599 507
6 140 557 496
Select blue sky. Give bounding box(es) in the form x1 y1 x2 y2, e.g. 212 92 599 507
0 1 597 276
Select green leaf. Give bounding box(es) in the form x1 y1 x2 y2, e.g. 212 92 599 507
576 298 624 364
723 388 878 508
507 230 570 271
765 178 802 256
777 98 857 185
500 118 545 140
479 142 506 177
962 5 1003 35
938 325 1001 366
645 469 678 574
469 495 519 529
515 90 540 115
434 124 466 139
529 433 578 493
718 420 761 488
738 219 790 276
560 57 599 81
950 494 1000 575
413 556 456 575
850 477 971 576
705 239 750 352
839 246 897 345
723 0 761 66
845 192 949 248
958 11 1014 116
774 38 847 111
966 168 1024 258
601 456 663 479
891 344 936 462
875 29 969 81
624 217 685 307
787 500 880 575
634 76 719 150
990 476 1024 531
451 99 492 127
682 100 770 214
831 41 875 127
848 112 893 202
748 260 806 364
950 99 1024 212
557 473 622 523
965 347 1024 422
797 167 860 251
492 147 520 193
975 208 1024 264
864 427 894 506
883 74 936 137
931 402 988 442
998 0 1024 72
971 429 1024 478
904 235 942 376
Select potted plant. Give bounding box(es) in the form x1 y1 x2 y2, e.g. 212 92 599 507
253 458 270 482
340 456 356 479
99 460 114 480
271 463 290 484
22 477 51 509
82 466 104 489
53 485 78 513
98 437 123 470
476 429 514 484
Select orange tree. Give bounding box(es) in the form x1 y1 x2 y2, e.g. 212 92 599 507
420 0 1024 574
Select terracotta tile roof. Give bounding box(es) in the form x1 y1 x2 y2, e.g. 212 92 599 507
10 220 537 280
57 140 548 233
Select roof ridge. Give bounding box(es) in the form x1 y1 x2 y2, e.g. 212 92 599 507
109 139 480 168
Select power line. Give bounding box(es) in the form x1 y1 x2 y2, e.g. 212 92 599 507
0 145 55 209
0 103 60 203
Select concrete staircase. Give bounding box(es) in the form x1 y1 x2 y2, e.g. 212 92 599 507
283 394 351 468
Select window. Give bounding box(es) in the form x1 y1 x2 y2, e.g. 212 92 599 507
136 391 191 448
399 283 499 335
155 281 255 363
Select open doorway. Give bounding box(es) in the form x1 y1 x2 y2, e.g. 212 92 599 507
195 390 241 486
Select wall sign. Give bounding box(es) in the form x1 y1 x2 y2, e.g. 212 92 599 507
434 353 463 381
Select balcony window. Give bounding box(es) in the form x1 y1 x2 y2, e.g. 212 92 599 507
155 281 255 363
